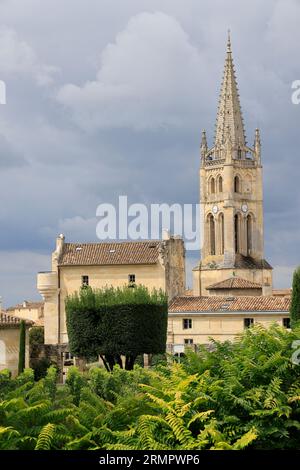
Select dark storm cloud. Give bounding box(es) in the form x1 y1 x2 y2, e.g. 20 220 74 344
0 0 299 305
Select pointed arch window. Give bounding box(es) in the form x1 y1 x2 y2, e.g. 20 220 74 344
208 214 216 255
220 213 224 255
234 214 240 253
237 147 242 159
246 214 252 255
210 177 215 194
218 176 223 193
234 175 240 193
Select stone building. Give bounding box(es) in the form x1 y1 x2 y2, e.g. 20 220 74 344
168 296 290 351
193 33 273 296
167 34 290 352
0 312 32 377
7 301 44 325
37 231 185 346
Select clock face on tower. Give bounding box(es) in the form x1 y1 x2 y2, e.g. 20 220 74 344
241 203 248 213
212 205 218 214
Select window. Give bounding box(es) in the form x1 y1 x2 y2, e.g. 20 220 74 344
244 318 254 329
184 339 193 345
128 274 136 287
220 213 224 255
283 317 291 329
183 319 192 329
234 214 240 253
237 147 242 159
234 175 240 193
246 214 252 255
218 176 223 193
210 177 215 194
81 275 89 287
209 214 216 255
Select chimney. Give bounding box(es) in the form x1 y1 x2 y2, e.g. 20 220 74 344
162 229 170 241
56 234 65 256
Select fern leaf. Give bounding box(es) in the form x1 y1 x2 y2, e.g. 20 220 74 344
35 423 56 450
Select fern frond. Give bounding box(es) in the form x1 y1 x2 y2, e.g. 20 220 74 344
35 423 56 450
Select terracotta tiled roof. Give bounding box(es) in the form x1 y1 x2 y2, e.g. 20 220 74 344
207 277 262 290
58 241 160 266
169 296 290 313
0 312 34 328
7 301 44 311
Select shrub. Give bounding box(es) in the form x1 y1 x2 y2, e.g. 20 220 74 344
291 266 300 326
66 285 168 371
18 320 26 375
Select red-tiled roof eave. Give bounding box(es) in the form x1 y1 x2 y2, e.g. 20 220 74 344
58 261 159 267
168 309 289 314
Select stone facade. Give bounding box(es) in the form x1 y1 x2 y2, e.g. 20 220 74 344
7 301 44 324
0 313 32 377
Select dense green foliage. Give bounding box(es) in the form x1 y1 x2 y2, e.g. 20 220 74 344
291 266 300 326
29 327 44 356
18 320 26 375
1 324 300 450
66 286 168 370
29 327 51 380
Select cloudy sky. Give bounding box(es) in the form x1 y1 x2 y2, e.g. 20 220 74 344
0 0 299 306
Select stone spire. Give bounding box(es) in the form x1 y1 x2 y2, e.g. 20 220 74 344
214 31 246 148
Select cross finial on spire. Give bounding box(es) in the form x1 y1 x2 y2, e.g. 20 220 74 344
227 29 231 53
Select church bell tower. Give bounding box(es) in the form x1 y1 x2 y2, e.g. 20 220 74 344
193 33 273 296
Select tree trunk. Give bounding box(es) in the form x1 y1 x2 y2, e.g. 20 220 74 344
125 355 136 370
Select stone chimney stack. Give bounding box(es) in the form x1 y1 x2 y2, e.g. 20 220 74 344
52 234 65 271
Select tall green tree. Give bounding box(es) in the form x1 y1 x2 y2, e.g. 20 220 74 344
290 266 300 326
18 320 26 375
66 285 168 371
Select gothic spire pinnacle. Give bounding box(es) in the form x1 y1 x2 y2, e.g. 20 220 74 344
227 29 231 52
201 129 208 159
254 128 261 162
214 32 246 148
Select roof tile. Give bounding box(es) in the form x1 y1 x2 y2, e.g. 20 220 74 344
207 277 262 290
169 295 290 313
58 241 160 266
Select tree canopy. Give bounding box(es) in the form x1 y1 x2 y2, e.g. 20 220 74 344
65 285 168 370
291 266 300 326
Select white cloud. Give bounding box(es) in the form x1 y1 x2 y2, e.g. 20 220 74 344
57 11 207 131
0 26 58 85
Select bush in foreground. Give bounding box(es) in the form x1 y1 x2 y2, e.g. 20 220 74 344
66 285 168 371
0 324 300 450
